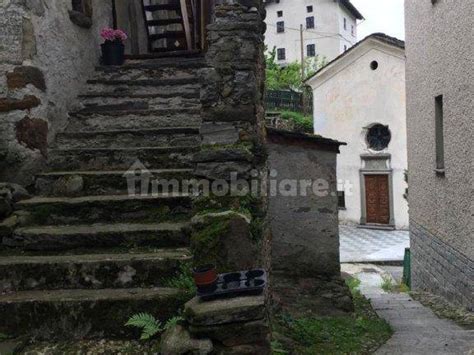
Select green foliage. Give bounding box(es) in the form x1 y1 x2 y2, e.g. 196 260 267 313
381 275 410 293
266 47 327 91
125 313 185 341
162 263 196 295
381 275 394 292
191 217 231 270
345 277 361 292
271 340 289 354
278 110 313 133
164 316 185 330
125 313 163 340
0 333 10 341
273 279 393 354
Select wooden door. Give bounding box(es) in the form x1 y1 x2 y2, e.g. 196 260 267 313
365 175 390 225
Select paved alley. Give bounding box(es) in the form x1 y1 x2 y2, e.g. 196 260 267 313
340 225 409 263
342 264 474 355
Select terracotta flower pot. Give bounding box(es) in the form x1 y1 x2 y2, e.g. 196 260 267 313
193 264 217 284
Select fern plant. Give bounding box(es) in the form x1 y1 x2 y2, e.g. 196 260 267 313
164 315 185 330
125 313 163 340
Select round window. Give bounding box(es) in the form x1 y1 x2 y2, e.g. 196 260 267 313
370 61 379 70
366 124 391 151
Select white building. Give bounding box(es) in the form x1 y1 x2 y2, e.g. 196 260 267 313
264 0 363 65
306 33 408 230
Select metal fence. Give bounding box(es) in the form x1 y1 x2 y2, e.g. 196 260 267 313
265 90 312 113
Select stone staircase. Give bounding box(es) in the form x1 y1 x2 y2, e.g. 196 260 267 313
0 56 205 340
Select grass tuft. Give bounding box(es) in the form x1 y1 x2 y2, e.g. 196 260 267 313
272 277 393 354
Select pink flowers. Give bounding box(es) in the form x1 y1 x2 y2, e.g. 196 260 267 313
100 28 128 42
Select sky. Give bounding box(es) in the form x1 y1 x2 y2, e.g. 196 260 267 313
351 0 405 40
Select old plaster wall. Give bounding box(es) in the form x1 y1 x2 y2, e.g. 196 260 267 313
405 0 473 308
268 140 340 275
309 38 408 229
0 0 112 185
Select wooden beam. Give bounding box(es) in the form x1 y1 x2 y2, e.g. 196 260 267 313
180 0 193 50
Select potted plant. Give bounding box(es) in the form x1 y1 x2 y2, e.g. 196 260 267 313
100 27 127 66
193 264 218 293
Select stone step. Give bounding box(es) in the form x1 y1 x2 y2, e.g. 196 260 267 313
90 66 200 82
13 194 193 226
78 94 200 111
54 128 201 149
84 79 200 97
97 56 205 71
66 108 201 132
3 221 191 251
0 287 186 339
35 169 194 197
47 146 199 171
0 248 191 292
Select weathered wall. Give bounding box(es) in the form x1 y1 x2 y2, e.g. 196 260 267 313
267 129 353 316
265 0 358 65
268 137 340 275
308 37 408 229
190 0 268 272
405 0 473 309
0 0 112 185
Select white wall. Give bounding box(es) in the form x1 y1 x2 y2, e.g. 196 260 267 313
308 40 408 229
265 0 358 65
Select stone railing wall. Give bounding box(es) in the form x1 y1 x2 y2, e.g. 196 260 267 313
190 0 269 274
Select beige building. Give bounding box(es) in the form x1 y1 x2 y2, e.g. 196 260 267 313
307 33 408 230
405 1 473 309
264 0 363 65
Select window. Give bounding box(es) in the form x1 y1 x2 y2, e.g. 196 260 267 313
70 0 93 28
337 191 346 209
306 16 315 29
307 5 313 13
344 45 347 51
351 24 355 36
277 10 283 17
366 124 391 151
435 95 445 173
343 17 347 30
277 21 285 33
307 44 316 57
370 61 379 70
277 48 286 61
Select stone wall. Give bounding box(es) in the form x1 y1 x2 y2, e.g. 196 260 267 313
411 220 473 311
0 0 112 185
267 128 353 316
190 0 269 274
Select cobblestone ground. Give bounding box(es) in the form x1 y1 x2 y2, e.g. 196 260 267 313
340 225 409 263
342 264 474 355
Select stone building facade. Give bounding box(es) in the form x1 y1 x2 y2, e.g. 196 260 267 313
307 33 408 230
0 0 112 185
405 1 473 309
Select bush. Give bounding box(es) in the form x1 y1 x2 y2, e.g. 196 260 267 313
279 110 313 133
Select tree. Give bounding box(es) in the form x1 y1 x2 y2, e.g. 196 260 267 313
265 47 327 92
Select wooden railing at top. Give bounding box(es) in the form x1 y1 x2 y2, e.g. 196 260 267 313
111 0 215 52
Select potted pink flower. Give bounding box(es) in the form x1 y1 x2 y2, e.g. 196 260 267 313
100 28 127 66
